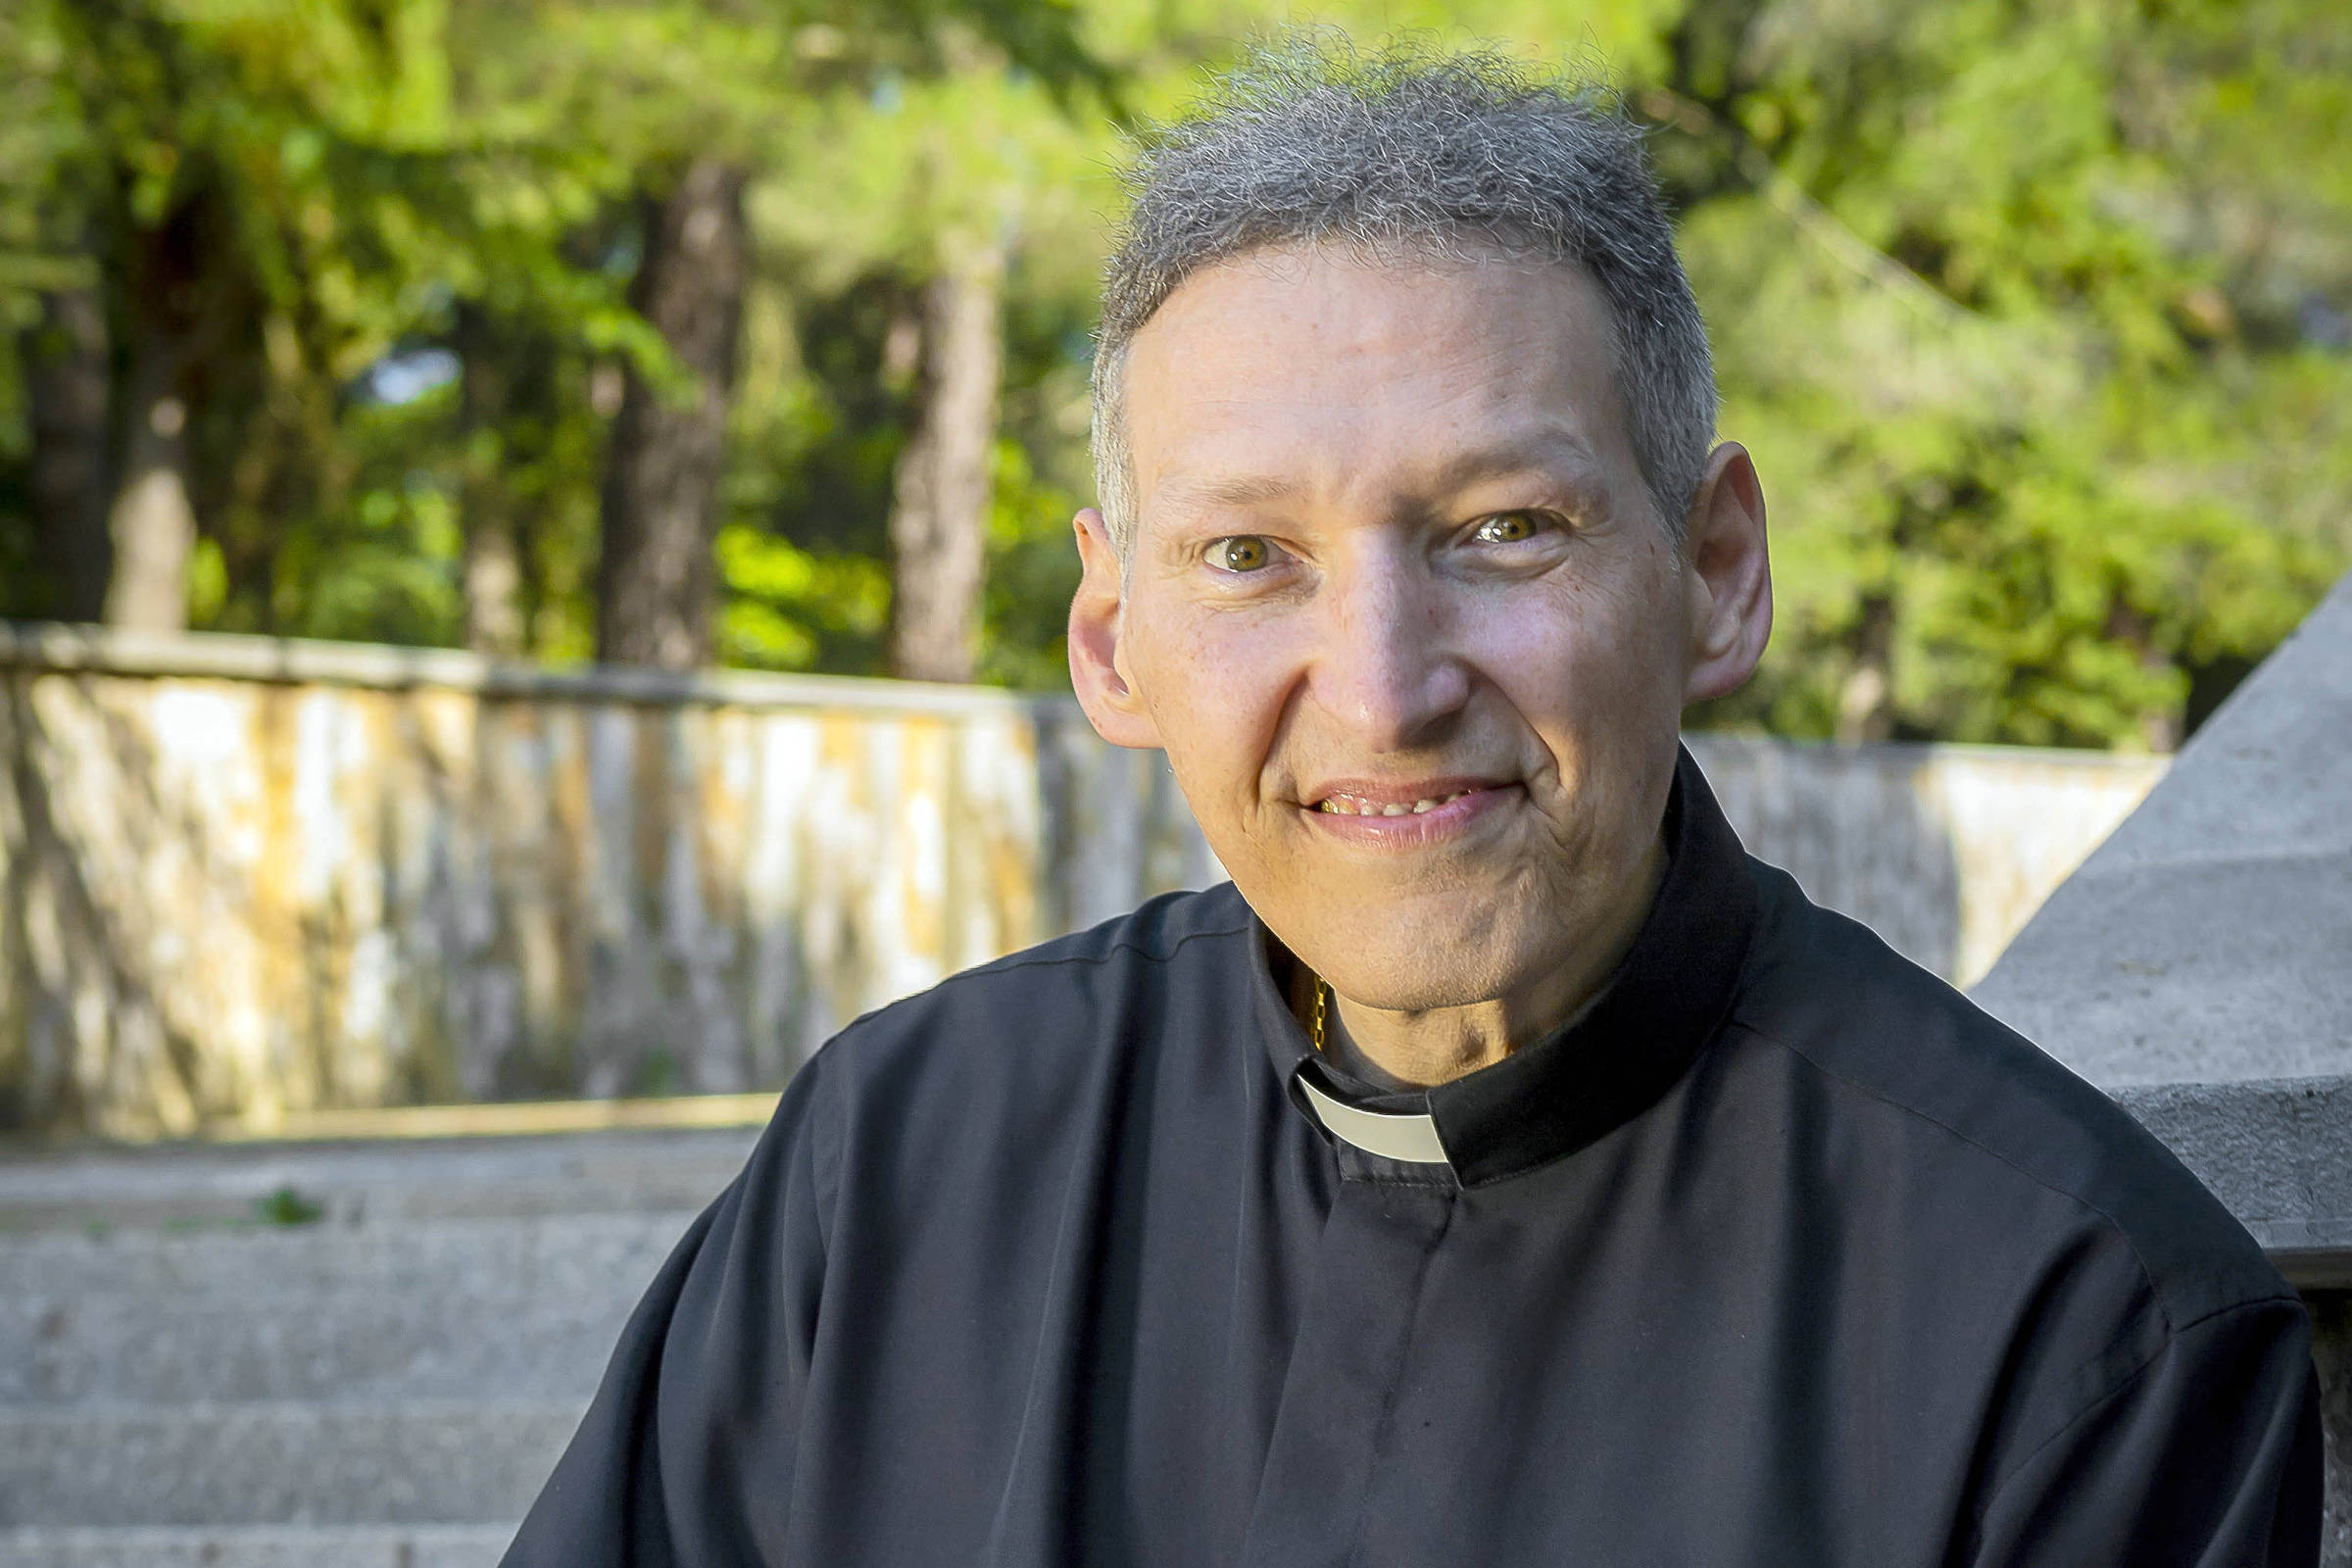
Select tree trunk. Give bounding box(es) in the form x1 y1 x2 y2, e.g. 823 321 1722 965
102 337 196 633
595 160 750 671
23 287 113 621
457 303 525 657
101 201 212 634
1835 592 1896 744
465 512 525 657
888 244 1006 684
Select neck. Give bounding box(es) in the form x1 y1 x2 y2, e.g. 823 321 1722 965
1317 833 1668 1091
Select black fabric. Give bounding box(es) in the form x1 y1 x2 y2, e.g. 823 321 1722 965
505 749 2321 1568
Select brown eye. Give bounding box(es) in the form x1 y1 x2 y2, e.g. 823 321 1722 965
1475 512 1543 544
1211 536 1271 572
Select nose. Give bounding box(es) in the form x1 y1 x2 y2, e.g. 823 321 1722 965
1305 546 1471 751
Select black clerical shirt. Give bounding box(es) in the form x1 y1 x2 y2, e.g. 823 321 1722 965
504 752 2320 1567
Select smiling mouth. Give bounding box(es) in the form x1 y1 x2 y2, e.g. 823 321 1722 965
1312 787 1485 817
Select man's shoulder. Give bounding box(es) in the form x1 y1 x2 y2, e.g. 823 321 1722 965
898 878 1255 1025
813 881 1257 1081
1733 859 2292 1325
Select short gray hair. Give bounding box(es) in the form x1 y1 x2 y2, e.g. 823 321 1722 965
1091 35 1716 555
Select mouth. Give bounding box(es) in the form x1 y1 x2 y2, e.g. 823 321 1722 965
1311 786 1488 816
1298 777 1519 842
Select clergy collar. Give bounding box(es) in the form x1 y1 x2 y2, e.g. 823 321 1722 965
1247 745 1760 1190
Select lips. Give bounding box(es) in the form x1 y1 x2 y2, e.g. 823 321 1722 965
1299 777 1518 835
1313 787 1483 817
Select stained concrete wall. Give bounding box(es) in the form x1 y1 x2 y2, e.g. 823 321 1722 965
1684 734 2164 989
0 622 2160 1139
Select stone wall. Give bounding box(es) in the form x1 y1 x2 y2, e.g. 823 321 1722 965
0 622 2161 1138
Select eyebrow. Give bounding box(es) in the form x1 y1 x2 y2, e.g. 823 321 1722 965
1424 423 1606 492
1152 423 1609 518
1152 472 1308 513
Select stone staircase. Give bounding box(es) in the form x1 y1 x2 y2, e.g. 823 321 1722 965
0 1127 760 1566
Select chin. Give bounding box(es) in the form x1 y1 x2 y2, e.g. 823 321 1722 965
1309 929 1529 1014
1247 857 1574 1012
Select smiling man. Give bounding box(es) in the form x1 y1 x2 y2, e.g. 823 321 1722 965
505 42 2319 1568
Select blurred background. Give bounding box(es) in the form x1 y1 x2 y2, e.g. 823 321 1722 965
0 0 2349 1143
3 0 2344 736
4 6 2351 1555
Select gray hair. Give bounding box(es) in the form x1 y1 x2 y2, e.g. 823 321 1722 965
1090 35 1717 556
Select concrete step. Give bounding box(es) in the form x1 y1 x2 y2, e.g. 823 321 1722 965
0 1524 511 1568
0 1401 583 1527
0 1209 691 1302
0 1127 760 1235
0 1213 687 1404
0 1292 629 1405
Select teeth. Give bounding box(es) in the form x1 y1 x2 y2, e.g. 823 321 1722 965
1315 789 1474 816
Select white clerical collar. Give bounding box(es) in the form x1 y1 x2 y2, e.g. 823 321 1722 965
1297 1073 1452 1166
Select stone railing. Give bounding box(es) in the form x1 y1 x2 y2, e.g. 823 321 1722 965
0 622 2162 1138
1972 570 2352 1558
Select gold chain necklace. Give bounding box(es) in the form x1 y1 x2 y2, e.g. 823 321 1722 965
1309 975 1328 1055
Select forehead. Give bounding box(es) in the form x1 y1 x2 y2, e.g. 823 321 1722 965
1121 245 1635 515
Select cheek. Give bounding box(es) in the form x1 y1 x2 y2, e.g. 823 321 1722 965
1126 603 1298 807
1462 568 1684 734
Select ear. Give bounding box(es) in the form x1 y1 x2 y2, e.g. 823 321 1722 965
1680 442 1774 705
1067 508 1163 750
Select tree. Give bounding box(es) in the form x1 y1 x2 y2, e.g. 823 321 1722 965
887 239 1007 681
0 0 494 635
1 0 207 631
2 0 2337 746
455 301 530 655
100 184 214 633
2 0 107 621
1642 0 2350 747
553 0 1112 672
21 285 111 621
749 42 1125 683
595 158 750 669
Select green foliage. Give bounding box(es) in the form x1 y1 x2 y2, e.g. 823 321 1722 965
1655 0 2351 745
253 1185 325 1226
717 524 892 672
0 0 2344 750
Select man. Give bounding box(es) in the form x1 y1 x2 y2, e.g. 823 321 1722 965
505 41 2320 1567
